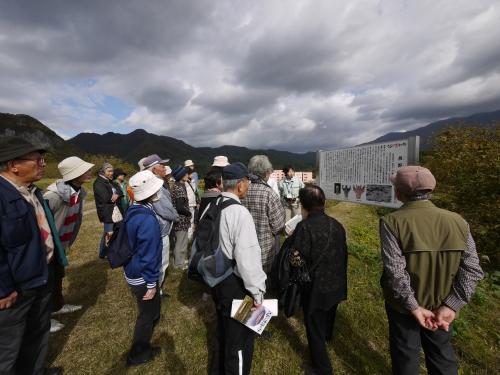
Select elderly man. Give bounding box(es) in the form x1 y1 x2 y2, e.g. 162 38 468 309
44 156 94 333
0 137 63 375
278 165 305 221
208 162 267 375
241 155 285 274
380 166 483 375
142 154 178 295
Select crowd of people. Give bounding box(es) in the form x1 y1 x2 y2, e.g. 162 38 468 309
0 135 484 375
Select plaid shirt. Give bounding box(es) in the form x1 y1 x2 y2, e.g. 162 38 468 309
241 180 285 272
380 218 483 312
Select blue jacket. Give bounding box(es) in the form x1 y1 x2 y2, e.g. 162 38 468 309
124 204 162 289
0 177 64 298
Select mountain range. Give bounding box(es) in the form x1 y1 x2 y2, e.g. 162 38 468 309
1 109 499 172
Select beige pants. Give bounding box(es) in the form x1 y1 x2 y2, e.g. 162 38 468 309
284 203 301 222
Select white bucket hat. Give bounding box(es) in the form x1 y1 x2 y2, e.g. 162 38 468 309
212 155 229 167
129 170 164 202
184 159 194 167
58 156 94 182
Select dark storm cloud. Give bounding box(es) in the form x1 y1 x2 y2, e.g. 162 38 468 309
237 27 344 93
0 0 499 150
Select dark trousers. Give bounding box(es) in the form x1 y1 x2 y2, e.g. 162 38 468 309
303 304 338 375
51 260 65 312
128 284 161 361
99 223 114 258
386 305 458 375
210 274 256 375
0 264 53 375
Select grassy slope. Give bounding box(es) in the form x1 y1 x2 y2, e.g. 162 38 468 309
48 201 499 374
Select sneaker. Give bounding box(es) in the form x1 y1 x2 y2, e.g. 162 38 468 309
50 319 65 333
52 304 82 315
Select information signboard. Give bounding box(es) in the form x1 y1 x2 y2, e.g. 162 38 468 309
317 136 419 208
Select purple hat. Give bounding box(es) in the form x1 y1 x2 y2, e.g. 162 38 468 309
142 154 170 170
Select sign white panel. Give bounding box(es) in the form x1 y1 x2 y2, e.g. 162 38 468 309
317 137 419 208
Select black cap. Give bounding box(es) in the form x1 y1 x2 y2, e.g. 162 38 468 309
222 162 257 180
0 136 47 163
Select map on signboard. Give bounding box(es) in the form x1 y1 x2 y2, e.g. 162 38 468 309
317 138 418 208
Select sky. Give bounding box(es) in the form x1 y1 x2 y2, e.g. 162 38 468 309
0 0 499 152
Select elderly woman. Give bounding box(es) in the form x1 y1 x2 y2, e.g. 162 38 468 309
241 155 285 274
125 170 164 366
292 185 347 375
93 162 124 258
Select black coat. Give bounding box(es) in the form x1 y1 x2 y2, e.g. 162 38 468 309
93 176 124 223
293 211 348 310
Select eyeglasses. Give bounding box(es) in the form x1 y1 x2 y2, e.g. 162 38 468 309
15 156 45 165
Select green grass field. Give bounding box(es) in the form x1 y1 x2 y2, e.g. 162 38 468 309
47 201 499 374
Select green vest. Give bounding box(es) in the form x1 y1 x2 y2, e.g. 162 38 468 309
381 200 467 312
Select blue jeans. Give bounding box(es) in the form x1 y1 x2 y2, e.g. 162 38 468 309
99 223 114 258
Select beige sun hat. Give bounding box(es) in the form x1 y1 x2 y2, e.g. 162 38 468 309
184 159 194 167
212 155 229 167
129 170 164 201
58 156 94 182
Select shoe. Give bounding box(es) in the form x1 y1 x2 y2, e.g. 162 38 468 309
45 367 63 375
50 319 64 333
126 346 161 367
52 304 82 315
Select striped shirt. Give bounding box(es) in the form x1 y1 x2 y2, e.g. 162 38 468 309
59 188 82 247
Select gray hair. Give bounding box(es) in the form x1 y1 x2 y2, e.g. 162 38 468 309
248 155 273 179
223 179 240 190
99 162 113 175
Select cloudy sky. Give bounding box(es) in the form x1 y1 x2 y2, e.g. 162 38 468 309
1 0 499 152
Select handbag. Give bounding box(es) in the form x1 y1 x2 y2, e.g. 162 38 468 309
112 205 123 223
282 221 334 317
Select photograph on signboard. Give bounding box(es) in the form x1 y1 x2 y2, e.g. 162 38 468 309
366 185 392 203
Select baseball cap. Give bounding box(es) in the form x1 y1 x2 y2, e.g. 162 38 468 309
222 162 257 181
390 165 436 195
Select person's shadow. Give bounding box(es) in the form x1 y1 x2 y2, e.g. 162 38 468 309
47 259 108 363
176 271 216 373
276 305 391 374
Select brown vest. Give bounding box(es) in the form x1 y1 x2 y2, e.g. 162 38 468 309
381 200 467 312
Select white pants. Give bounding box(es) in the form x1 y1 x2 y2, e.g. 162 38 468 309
187 207 196 242
159 235 170 288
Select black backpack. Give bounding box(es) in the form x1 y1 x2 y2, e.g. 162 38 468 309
188 195 240 286
105 207 155 269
